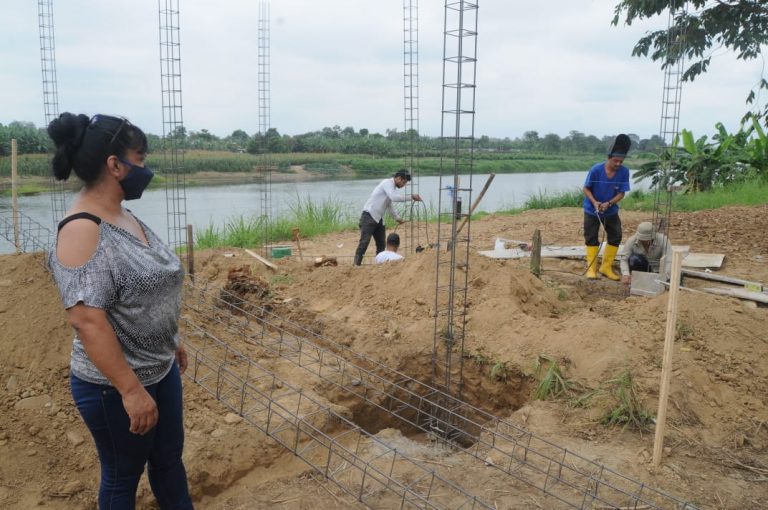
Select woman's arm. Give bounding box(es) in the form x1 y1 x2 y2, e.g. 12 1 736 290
67 304 159 435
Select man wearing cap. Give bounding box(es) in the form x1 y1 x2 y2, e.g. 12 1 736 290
582 134 632 280
354 170 422 265
619 221 673 284
374 233 404 264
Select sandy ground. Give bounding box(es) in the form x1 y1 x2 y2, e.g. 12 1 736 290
0 205 766 509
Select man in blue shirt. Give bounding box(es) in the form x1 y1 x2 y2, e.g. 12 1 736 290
582 134 631 280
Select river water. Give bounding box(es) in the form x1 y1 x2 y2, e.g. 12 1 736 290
1 170 643 253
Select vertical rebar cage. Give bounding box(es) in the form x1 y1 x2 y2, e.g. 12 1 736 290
258 0 273 258
651 1 687 251
37 0 67 231
403 0 425 254
432 0 479 399
158 0 188 256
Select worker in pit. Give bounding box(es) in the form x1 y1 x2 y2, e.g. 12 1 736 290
582 134 632 280
354 170 421 265
374 233 404 264
619 221 673 284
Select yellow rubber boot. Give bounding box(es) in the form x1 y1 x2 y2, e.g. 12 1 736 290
585 245 599 279
599 244 621 281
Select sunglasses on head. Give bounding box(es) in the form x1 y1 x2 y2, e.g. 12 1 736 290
90 115 130 147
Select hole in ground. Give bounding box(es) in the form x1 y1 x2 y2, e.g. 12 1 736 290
317 353 533 448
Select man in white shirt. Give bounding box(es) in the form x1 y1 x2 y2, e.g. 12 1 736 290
353 170 422 265
374 233 404 264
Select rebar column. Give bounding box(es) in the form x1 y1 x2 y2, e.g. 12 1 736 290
258 0 273 258
37 0 67 230
158 0 188 255
432 0 479 400
403 0 426 254
651 1 687 250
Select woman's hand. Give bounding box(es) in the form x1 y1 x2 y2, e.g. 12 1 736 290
176 345 189 375
122 385 158 435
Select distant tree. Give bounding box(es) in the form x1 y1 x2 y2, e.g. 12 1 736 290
540 133 561 153
522 130 540 151
359 128 369 137
613 0 768 124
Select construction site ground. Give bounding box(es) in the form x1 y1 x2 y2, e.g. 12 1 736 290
1 205 766 509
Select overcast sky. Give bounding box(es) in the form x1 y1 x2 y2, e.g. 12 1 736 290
1 1 763 140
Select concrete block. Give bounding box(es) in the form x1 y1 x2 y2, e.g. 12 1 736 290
630 271 665 297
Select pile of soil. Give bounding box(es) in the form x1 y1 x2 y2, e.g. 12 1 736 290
1 205 766 509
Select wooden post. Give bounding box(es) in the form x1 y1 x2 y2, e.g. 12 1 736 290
653 248 684 467
530 229 542 277
186 224 195 281
292 227 304 261
456 173 496 235
11 139 20 253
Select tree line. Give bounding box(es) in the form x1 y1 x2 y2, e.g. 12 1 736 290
0 121 665 158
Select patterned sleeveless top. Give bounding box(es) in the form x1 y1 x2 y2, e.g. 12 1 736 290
48 212 184 386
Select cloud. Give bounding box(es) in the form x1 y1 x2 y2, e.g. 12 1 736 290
0 0 761 140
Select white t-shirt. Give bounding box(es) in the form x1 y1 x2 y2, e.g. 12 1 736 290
374 251 404 264
362 178 410 223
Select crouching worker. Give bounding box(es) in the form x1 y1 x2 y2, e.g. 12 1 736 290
374 233 404 264
619 221 673 285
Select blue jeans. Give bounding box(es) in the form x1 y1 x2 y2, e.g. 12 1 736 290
70 362 193 509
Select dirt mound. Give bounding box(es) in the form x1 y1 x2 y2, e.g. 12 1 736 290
1 206 767 509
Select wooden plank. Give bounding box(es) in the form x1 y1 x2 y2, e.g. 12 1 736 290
653 249 684 467
682 269 763 290
244 248 278 271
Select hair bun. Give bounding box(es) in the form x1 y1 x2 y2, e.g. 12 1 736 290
48 113 90 181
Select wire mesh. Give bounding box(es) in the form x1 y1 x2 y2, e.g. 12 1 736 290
182 279 697 510
182 317 493 510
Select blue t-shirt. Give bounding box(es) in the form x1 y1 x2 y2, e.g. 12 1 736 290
582 162 631 216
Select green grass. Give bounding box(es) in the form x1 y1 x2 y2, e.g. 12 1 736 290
194 194 356 249
598 370 654 431
522 188 584 209
496 178 768 215
623 179 768 211
0 151 600 179
532 354 572 400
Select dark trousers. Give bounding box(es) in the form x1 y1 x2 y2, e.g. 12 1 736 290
628 254 650 272
584 212 622 247
354 211 385 265
70 362 193 510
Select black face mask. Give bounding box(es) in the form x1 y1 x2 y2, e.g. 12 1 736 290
118 158 154 200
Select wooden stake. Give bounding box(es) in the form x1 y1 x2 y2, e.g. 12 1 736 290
653 248 684 467
456 173 496 235
186 224 195 281
291 227 304 261
11 139 20 253
530 229 542 277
